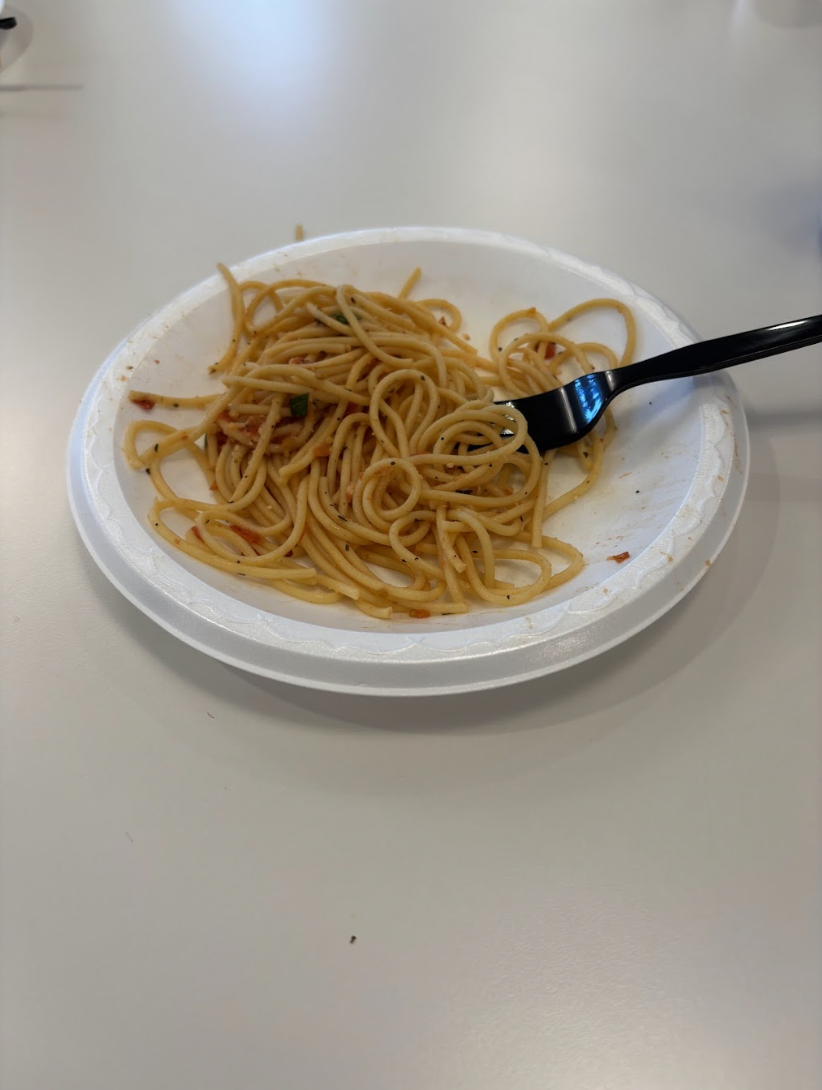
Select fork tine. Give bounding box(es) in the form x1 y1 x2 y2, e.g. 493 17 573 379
499 372 613 452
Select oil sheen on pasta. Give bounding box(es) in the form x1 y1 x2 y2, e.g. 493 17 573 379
123 267 636 619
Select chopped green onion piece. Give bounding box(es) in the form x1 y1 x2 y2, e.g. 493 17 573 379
330 312 349 325
290 392 309 417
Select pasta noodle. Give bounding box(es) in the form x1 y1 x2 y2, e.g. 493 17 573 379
123 267 635 619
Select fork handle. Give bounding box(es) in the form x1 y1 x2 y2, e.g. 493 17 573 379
612 313 822 392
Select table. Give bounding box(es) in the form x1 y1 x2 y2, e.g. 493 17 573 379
2 3 821 1087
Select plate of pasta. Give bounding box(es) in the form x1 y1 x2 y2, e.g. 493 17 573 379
67 228 748 695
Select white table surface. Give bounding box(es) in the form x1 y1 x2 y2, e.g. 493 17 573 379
2 2 821 1087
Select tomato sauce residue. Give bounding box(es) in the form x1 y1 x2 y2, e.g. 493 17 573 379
134 398 155 412
607 551 630 563
233 525 262 546
191 526 203 542
313 443 332 458
409 609 431 619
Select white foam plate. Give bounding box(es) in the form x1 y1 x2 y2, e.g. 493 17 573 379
67 228 749 695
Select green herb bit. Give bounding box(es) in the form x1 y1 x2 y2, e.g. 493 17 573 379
290 392 310 417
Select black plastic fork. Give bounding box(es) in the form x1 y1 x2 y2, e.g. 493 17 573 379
496 314 822 452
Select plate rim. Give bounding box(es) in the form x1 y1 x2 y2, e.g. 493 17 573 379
67 227 750 696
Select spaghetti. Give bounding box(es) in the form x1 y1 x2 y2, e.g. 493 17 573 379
124 267 635 619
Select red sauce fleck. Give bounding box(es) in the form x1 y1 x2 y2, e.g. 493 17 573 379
409 609 431 619
607 551 630 563
313 443 332 458
233 525 262 546
133 398 155 412
542 342 557 360
191 526 203 542
209 482 219 491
